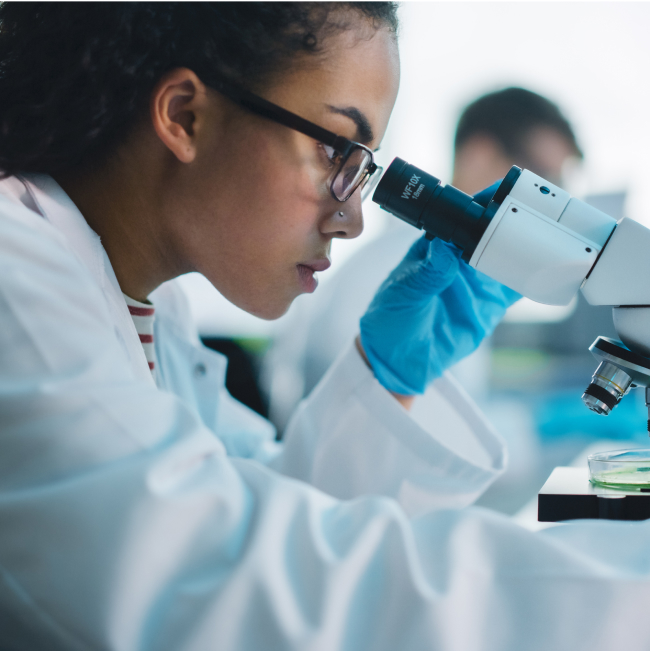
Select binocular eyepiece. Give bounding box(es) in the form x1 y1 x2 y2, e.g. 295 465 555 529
372 157 521 262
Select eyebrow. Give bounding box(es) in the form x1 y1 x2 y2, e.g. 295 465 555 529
327 105 374 145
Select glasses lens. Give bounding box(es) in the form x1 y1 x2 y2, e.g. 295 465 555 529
360 166 383 203
331 147 372 201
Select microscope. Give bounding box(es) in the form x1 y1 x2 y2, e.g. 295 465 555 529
373 158 650 428
373 159 650 521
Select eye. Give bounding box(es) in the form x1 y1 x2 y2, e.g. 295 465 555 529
319 143 342 168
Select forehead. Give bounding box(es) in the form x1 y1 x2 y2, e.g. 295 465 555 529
264 26 400 147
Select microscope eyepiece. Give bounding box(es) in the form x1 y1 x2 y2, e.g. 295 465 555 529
371 158 443 229
372 157 522 262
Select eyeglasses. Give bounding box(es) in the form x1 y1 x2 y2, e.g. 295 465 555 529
209 77 382 203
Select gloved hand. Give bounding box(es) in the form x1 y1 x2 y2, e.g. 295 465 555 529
359 186 521 395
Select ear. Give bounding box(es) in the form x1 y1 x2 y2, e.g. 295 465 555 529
150 67 209 164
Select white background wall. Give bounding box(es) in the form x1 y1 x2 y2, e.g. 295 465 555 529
180 1 650 336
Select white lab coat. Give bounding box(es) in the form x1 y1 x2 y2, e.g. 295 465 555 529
1 174 650 651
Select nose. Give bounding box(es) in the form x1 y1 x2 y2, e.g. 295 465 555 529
320 193 364 240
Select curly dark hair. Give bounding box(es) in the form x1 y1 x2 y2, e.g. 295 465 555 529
0 2 399 178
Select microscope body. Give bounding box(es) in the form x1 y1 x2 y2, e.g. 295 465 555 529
373 160 650 423
468 168 650 350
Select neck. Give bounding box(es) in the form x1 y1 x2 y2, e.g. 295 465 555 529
53 153 186 303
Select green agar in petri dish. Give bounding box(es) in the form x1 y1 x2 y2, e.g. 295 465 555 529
588 449 650 491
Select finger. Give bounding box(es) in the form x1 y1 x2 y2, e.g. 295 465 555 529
406 238 460 294
403 234 432 262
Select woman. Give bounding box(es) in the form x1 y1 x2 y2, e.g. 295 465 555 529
1 4 647 650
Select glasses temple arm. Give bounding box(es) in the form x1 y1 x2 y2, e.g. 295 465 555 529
213 79 353 156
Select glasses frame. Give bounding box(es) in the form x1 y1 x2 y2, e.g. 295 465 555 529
209 77 379 202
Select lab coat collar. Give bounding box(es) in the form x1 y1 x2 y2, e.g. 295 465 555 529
18 173 156 385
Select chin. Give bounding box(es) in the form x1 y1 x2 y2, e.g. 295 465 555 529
238 293 295 321
252 301 293 321
203 274 296 321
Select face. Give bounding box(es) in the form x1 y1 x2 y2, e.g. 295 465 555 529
453 127 578 197
160 25 400 319
522 126 579 187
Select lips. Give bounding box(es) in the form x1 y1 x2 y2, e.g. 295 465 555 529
298 258 331 273
296 257 331 293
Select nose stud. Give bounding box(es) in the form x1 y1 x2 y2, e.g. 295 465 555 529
338 211 344 217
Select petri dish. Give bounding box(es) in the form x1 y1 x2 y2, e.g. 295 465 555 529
588 449 650 491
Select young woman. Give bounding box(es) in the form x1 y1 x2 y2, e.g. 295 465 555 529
1 4 647 650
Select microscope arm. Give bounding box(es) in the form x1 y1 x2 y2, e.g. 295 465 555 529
577 217 650 423
580 217 650 358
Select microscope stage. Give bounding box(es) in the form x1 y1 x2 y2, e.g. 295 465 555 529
538 466 650 522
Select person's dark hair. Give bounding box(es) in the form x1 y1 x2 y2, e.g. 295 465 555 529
454 87 583 161
0 2 398 178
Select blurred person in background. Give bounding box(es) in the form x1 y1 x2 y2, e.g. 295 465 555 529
452 86 581 192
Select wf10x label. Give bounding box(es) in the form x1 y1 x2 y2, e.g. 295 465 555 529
401 174 425 200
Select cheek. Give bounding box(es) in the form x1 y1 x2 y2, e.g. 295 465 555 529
184 132 326 316
218 150 317 261
219 129 321 231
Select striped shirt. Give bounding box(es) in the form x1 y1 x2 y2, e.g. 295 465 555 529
122 293 158 381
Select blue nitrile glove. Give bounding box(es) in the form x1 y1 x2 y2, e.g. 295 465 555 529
360 183 521 395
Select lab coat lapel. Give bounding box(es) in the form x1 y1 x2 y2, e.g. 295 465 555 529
19 173 156 385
